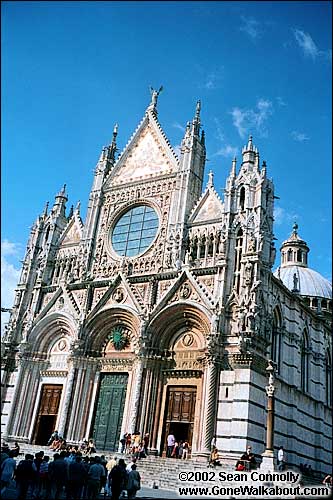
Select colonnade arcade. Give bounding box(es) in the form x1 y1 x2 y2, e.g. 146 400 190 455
6 303 221 457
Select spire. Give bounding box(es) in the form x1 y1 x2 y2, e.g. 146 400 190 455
147 85 163 115
207 170 214 188
52 184 68 217
75 200 81 214
67 205 74 220
42 201 49 218
261 160 267 177
241 135 256 168
231 157 237 177
192 100 201 136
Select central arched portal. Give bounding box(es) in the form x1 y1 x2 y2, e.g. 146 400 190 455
148 303 211 457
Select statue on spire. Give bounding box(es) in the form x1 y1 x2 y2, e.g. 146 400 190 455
149 86 163 106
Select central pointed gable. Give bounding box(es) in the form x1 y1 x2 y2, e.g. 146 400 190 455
105 111 179 188
189 187 224 225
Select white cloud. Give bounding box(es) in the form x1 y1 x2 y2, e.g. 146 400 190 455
293 29 331 62
172 122 185 133
291 131 310 142
211 117 238 158
240 16 262 40
199 68 223 90
274 206 299 226
276 96 287 107
230 99 273 138
1 240 21 335
214 145 238 158
293 29 319 59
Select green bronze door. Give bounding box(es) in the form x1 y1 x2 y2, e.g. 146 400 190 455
93 373 128 451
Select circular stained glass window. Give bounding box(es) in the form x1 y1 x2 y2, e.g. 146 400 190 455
111 205 159 257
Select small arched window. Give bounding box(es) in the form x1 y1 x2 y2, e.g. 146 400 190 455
239 187 246 211
300 330 309 392
297 249 302 262
271 307 282 372
233 228 243 293
287 249 293 262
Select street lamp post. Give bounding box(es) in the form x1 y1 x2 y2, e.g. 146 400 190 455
260 359 276 471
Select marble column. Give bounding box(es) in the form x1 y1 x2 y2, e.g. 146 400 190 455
128 359 144 434
260 360 277 472
201 361 218 455
58 362 76 437
3 359 26 439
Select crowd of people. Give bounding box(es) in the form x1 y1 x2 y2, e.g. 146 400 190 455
0 441 141 500
165 433 190 459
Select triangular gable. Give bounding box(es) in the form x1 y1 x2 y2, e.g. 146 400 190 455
189 187 223 225
104 111 179 188
87 273 143 320
151 268 215 319
58 213 83 247
34 286 80 324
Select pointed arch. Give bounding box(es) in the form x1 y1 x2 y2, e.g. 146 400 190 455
239 186 246 211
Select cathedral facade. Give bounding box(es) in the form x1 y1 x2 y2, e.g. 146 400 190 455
1 92 332 474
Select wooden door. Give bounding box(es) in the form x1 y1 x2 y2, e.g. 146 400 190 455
162 386 197 453
34 384 63 444
92 373 128 451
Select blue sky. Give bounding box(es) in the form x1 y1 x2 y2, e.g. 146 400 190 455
1 1 332 323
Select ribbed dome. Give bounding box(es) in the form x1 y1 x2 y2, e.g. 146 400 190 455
274 265 332 299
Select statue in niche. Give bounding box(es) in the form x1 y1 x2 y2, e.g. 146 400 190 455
247 235 256 253
244 261 253 286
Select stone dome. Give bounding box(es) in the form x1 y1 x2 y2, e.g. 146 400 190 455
274 265 332 299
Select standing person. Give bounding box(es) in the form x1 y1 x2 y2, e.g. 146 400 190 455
143 433 149 456
67 454 87 500
1 450 16 496
125 433 132 454
100 455 108 498
87 456 106 500
166 432 175 458
120 434 127 454
39 455 50 499
86 438 96 456
209 446 221 467
171 441 179 458
178 441 184 459
15 453 37 500
126 464 141 500
277 446 286 471
182 441 190 460
49 451 69 500
106 456 117 497
110 458 127 500
11 442 20 457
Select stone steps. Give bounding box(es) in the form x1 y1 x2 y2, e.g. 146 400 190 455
17 443 237 490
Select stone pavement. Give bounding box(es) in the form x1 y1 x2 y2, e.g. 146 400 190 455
2 482 179 500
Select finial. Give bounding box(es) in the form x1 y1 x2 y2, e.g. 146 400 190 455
112 123 118 142
75 200 81 213
207 170 214 188
43 201 49 217
231 157 237 177
247 135 253 150
61 184 66 195
292 221 298 235
68 205 74 219
195 100 201 119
